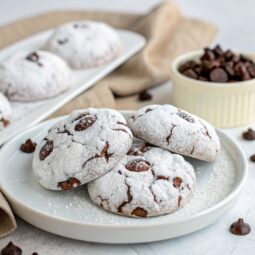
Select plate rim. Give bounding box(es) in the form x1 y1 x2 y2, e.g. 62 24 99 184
0 111 248 230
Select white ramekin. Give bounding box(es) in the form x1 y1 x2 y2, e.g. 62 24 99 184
171 50 255 128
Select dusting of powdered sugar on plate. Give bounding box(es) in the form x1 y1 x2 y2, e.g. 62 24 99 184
4 136 237 226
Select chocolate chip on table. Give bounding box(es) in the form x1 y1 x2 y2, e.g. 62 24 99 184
250 154 255 162
20 139 36 153
209 68 228 83
179 44 255 82
32 253 38 255
126 159 150 172
242 128 255 140
1 242 22 255
138 90 152 101
230 218 251 235
39 140 54 160
75 114 97 131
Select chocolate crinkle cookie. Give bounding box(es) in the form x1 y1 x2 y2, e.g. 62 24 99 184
45 21 122 69
0 51 72 102
33 108 133 190
127 104 220 161
88 146 195 217
0 92 11 130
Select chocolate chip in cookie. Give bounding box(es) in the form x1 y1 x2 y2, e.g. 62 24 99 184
75 114 97 131
39 140 54 160
126 159 151 172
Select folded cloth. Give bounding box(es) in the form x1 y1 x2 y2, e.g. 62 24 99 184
0 1 217 237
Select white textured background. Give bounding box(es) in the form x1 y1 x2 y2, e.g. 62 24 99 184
0 1 255 254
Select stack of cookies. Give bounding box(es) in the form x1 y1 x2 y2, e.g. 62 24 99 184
32 104 220 218
0 21 122 128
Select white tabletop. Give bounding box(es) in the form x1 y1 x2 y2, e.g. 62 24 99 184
1 0 255 254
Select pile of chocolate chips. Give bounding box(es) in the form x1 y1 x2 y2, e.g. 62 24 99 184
179 44 255 83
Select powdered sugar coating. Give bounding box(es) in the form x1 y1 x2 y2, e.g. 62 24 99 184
45 21 122 69
127 105 220 161
0 92 11 130
33 108 133 190
88 146 195 218
0 50 72 102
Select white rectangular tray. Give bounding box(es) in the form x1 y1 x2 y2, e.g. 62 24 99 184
0 29 145 145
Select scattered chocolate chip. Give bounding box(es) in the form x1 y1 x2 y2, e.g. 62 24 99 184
1 242 22 255
177 111 194 123
32 253 38 255
230 218 251 235
138 90 152 101
20 139 36 153
173 177 182 188
58 178 81 191
75 114 97 131
39 140 53 160
126 159 150 172
209 68 228 83
250 154 255 162
242 128 255 140
131 207 147 217
179 45 255 82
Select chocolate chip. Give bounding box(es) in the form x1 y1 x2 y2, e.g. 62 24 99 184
0 118 9 127
179 45 255 83
182 69 198 79
242 128 255 140
138 90 152 101
20 139 36 153
39 140 53 160
173 177 182 188
26 52 42 67
131 207 147 217
209 68 228 82
57 38 68 45
75 114 97 131
58 178 81 191
177 111 194 123
230 218 251 235
126 159 150 172
250 154 255 162
1 242 22 255
32 253 38 255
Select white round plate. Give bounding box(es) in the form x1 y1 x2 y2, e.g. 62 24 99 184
0 112 248 244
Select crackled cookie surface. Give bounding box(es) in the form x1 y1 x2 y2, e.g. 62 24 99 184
33 108 133 190
0 92 11 130
0 51 72 101
127 105 220 161
45 21 122 69
88 146 195 218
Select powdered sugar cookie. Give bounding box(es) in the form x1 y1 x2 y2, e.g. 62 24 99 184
88 146 195 218
0 51 72 102
127 105 220 161
33 108 133 190
0 92 11 130
45 21 122 69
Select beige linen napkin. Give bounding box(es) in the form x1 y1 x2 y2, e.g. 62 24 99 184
0 1 217 237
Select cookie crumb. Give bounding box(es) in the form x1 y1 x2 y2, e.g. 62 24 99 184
230 218 251 235
20 139 36 153
138 90 152 101
1 242 22 255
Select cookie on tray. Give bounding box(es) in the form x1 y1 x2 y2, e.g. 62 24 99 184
127 104 220 161
0 92 11 130
33 108 133 191
45 21 122 69
88 145 195 218
0 51 72 102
